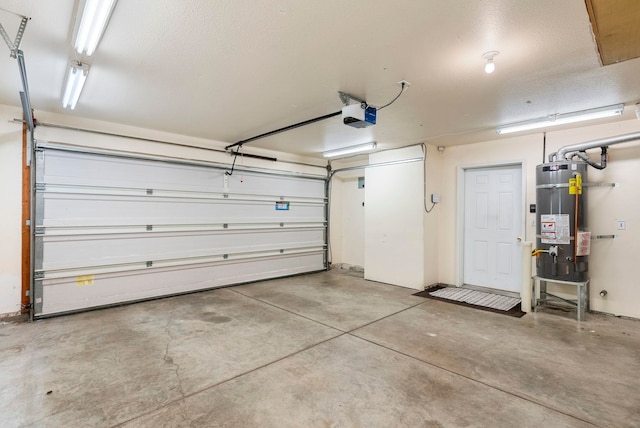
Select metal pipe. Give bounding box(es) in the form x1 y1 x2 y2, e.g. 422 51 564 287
571 148 607 170
549 131 640 162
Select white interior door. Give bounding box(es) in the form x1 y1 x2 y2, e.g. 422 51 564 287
463 165 522 292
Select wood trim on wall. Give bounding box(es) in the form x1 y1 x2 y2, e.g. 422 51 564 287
21 120 30 314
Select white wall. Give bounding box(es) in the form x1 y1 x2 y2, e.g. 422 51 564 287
365 146 424 289
435 133 540 289
338 176 365 267
435 119 640 318
0 105 24 315
330 145 440 288
329 158 368 269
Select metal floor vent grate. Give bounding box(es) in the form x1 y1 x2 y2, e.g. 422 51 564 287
429 288 520 312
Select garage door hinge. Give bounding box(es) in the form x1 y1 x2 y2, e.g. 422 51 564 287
146 189 153 195
35 227 45 235
146 261 153 267
34 271 44 279
146 225 153 231
35 183 45 191
223 254 228 260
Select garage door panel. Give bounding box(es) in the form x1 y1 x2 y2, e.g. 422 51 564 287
42 150 325 198
40 229 325 270
34 146 327 317
41 194 324 227
226 174 326 198
39 252 325 316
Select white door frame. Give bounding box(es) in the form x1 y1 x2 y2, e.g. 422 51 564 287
455 160 527 288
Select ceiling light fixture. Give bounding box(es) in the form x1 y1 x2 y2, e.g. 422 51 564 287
323 142 377 158
62 62 90 109
496 104 625 135
482 51 499 74
74 0 118 56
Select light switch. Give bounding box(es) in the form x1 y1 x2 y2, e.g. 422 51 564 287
617 220 626 230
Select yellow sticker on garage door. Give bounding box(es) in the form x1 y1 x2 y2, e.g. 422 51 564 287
76 275 94 286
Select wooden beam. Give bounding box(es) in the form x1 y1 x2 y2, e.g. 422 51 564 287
585 0 640 65
21 118 31 314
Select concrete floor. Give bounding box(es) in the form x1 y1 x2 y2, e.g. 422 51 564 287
1 270 639 427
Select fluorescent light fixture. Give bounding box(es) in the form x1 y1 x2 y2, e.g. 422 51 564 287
323 142 377 158
62 62 89 110
74 0 118 56
496 104 624 135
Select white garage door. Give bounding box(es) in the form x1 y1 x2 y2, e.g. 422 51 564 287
33 144 327 317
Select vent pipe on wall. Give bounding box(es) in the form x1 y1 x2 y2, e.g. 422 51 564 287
548 131 640 164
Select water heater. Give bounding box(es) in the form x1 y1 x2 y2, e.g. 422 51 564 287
535 160 589 281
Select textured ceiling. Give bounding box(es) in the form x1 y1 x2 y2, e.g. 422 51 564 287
1 0 640 157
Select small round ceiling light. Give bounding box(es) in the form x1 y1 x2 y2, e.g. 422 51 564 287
482 51 499 74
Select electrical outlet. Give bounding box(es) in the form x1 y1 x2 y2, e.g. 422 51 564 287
617 220 626 230
431 194 440 204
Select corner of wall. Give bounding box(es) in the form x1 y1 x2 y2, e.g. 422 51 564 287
424 144 443 287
